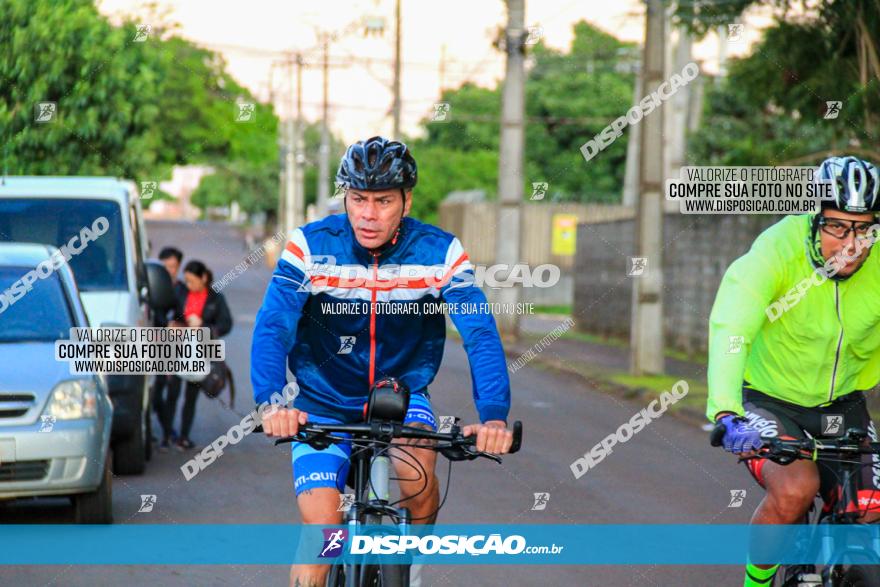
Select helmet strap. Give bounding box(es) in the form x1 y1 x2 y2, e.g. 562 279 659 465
807 213 825 271
391 189 408 245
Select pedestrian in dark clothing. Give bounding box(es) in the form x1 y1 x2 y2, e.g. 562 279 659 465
153 247 189 450
162 260 233 450
154 247 188 327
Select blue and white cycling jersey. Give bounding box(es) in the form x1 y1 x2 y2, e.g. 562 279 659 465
250 213 511 424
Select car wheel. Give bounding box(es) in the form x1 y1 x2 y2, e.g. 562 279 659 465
145 409 153 462
113 403 147 475
74 451 113 524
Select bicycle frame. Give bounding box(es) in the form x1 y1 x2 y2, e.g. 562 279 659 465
257 418 522 587
809 439 880 580
338 433 412 587
726 429 880 585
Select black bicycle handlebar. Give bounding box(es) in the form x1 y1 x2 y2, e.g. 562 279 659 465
709 419 726 447
761 436 880 462
253 420 523 463
710 421 880 464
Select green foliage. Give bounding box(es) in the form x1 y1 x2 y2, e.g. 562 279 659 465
674 0 759 35
680 0 880 164
410 20 636 211
188 96 280 215
191 120 347 216
524 22 636 202
0 0 286 214
407 144 498 224
689 77 840 166
420 83 501 152
0 0 165 178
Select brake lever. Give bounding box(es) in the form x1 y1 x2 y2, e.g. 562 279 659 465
273 430 332 450
756 441 801 465
463 444 502 464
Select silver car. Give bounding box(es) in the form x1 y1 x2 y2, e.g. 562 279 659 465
0 243 113 523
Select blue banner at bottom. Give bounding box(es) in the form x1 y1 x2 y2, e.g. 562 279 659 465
2 524 880 565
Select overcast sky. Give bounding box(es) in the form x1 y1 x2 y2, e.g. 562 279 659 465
97 0 772 143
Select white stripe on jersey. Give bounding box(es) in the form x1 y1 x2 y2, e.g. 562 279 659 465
280 228 312 273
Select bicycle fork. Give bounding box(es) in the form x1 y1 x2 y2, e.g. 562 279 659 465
369 453 411 529
345 455 412 586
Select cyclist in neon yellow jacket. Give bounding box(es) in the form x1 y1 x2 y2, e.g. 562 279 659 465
708 156 880 587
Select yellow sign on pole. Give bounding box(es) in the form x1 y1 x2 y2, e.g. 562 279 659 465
551 214 578 256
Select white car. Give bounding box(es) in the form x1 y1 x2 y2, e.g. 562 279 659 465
0 177 175 475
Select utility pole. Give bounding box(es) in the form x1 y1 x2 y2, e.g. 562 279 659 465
269 62 285 236
622 71 642 206
392 0 402 138
317 36 331 217
284 54 296 236
277 112 286 236
439 43 447 94
295 54 305 227
630 0 666 375
717 25 729 81
494 0 525 339
666 26 692 211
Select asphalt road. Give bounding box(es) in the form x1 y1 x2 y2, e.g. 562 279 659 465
0 220 756 586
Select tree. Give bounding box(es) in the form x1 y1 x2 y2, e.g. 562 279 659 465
0 0 288 215
408 144 498 224
678 0 880 165
191 119 348 216
524 22 636 202
0 0 165 178
409 20 637 214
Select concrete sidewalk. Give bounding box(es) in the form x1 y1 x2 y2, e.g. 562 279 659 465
503 314 710 425
509 313 880 424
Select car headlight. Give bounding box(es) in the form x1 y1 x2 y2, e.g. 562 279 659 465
44 379 99 420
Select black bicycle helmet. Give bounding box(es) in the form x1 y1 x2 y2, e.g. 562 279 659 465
335 136 418 192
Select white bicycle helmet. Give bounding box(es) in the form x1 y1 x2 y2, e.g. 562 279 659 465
816 156 879 213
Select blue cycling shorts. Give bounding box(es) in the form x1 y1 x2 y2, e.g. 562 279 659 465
291 393 436 496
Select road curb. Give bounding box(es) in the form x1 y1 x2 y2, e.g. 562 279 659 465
503 342 709 428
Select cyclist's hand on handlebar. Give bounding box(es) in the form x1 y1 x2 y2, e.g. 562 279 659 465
261 406 308 438
715 414 763 455
462 420 513 454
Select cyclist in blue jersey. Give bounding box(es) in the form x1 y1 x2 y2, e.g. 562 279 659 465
251 136 514 586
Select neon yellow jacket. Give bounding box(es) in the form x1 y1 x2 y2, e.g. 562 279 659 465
706 214 880 421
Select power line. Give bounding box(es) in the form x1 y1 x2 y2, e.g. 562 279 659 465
293 99 619 125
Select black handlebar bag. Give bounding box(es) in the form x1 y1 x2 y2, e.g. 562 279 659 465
365 377 411 423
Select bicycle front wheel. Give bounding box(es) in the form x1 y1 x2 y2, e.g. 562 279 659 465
361 512 410 587
325 564 345 587
359 563 409 587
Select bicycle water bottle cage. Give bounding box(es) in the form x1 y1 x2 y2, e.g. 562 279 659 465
365 377 410 423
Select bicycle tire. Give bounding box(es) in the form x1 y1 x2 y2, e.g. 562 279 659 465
361 513 410 587
325 562 391 587
837 564 880 587
326 564 345 587
356 563 408 587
